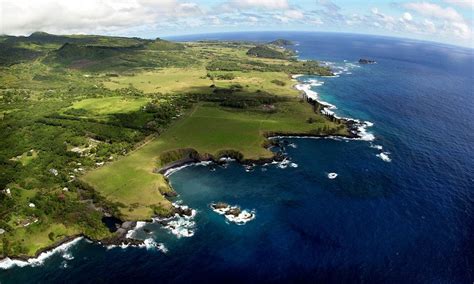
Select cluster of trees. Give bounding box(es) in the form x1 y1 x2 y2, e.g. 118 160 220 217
205 58 333 76
191 87 288 109
246 45 289 59
284 60 333 76
206 60 241 71
214 73 235 80
1 89 31 103
271 79 286 86
205 72 236 80
143 95 193 133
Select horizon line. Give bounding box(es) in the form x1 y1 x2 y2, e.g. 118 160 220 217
2 30 472 50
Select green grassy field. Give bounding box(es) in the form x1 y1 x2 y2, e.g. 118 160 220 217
83 101 346 219
66 96 150 115
210 71 299 97
103 68 212 94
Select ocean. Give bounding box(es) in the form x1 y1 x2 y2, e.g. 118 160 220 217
1 32 472 283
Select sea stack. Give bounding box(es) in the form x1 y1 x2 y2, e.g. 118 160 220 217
359 58 376 64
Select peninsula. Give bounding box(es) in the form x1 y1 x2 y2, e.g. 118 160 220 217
0 32 351 259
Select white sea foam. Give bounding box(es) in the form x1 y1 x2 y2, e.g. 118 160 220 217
125 221 147 239
219 157 236 162
287 143 297 148
377 152 392 162
277 158 291 169
357 123 376 141
164 160 213 177
107 239 168 253
139 238 167 253
225 210 255 225
0 237 83 270
164 164 192 177
328 172 338 179
370 143 383 150
62 252 74 260
120 243 130 249
151 202 197 238
163 218 195 238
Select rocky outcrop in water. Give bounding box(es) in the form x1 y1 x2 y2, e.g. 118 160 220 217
359 58 376 64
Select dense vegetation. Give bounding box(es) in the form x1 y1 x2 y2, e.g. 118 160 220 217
269 39 294 46
0 33 344 258
206 58 332 76
246 45 289 59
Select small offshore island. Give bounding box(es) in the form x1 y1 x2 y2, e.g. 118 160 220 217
0 33 365 263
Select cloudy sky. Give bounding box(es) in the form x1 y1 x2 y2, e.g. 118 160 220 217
1 0 473 47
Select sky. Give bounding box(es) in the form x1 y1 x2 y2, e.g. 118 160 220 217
0 0 473 48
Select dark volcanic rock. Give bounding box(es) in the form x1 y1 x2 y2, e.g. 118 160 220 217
121 221 136 230
227 207 242 217
211 202 229 210
162 190 178 197
359 58 376 64
174 206 193 217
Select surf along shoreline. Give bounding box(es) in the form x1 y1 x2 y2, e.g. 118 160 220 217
0 62 375 269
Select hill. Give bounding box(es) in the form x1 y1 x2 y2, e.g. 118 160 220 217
246 45 289 59
269 39 294 46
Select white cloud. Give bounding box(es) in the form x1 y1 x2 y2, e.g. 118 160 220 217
248 16 259 22
404 2 464 22
284 10 304 20
450 21 471 38
402 12 413 21
404 2 471 39
310 18 324 25
423 19 436 33
227 0 288 10
273 15 289 23
0 0 203 35
371 7 396 30
443 0 474 9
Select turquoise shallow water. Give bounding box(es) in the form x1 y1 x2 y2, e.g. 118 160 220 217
1 32 473 283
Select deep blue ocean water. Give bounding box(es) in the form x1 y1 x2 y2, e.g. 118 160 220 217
1 32 473 283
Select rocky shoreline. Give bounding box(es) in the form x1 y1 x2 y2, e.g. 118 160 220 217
0 202 196 266
1 67 371 267
0 234 84 263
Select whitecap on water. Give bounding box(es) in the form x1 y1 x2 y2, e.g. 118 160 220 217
287 143 297 148
370 143 383 150
277 159 291 169
376 152 392 162
62 252 74 260
139 238 167 253
328 172 338 179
